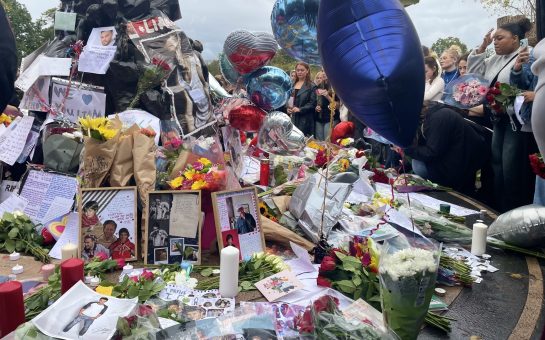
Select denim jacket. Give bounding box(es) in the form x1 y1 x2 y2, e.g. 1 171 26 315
510 52 538 124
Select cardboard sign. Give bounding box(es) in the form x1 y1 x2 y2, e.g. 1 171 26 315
49 79 106 123
20 76 51 112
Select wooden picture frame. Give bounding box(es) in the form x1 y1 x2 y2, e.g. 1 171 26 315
212 187 266 259
79 187 138 262
144 190 202 265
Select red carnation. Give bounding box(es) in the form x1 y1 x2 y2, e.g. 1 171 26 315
316 276 332 288
319 256 337 272
530 153 545 178
95 252 108 262
495 81 501 88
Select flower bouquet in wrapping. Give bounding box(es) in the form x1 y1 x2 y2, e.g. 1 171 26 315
392 174 449 193
109 124 140 187
379 235 441 340
442 74 489 109
486 81 521 114
129 57 172 109
114 304 162 340
530 153 545 179
168 156 227 191
79 116 121 188
42 121 84 174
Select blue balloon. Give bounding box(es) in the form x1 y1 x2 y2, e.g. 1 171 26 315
246 66 293 111
271 0 321 65
317 0 425 147
219 53 243 84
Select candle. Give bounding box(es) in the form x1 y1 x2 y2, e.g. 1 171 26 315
61 258 84 294
89 277 100 287
219 246 239 298
61 242 79 260
41 264 55 282
471 221 488 256
260 158 270 186
0 281 25 337
123 264 134 272
11 265 23 275
9 252 20 261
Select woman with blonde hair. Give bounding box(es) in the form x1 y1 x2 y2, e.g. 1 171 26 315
440 45 462 84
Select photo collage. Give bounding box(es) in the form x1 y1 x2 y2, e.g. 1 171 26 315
146 191 202 265
212 188 265 260
80 188 138 262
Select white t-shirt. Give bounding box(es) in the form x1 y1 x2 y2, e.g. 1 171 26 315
82 302 107 318
424 77 445 102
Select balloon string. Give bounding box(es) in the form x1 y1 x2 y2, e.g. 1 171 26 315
319 89 336 239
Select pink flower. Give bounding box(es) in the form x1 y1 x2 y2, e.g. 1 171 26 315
138 305 154 317
171 138 182 149
361 252 371 267
478 86 488 95
182 179 193 190
116 258 126 269
192 161 204 171
316 276 332 288
130 276 139 283
95 252 108 261
141 270 154 281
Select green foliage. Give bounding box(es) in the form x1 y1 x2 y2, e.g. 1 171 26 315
2 0 55 62
431 36 468 56
0 212 51 263
208 59 219 76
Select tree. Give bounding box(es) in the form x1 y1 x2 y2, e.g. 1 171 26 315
1 0 55 62
479 0 535 22
431 37 468 56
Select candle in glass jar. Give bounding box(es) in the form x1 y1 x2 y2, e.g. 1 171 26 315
219 246 239 298
260 159 270 186
61 242 79 260
61 258 84 294
471 221 488 256
0 281 25 337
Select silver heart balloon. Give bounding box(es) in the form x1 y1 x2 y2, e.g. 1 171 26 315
488 204 545 248
258 111 305 155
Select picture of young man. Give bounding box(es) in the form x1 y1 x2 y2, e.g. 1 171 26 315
62 297 109 336
109 228 135 260
235 207 256 234
95 220 118 249
100 29 114 46
82 235 109 260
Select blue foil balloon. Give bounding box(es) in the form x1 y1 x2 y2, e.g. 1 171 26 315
219 53 243 85
317 0 425 147
246 66 293 111
271 0 321 65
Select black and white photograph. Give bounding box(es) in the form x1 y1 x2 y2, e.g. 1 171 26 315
146 191 202 265
80 187 138 262
32 281 137 340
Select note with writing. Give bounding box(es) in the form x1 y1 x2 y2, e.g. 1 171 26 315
43 197 74 224
15 55 71 92
78 46 117 74
20 76 50 112
17 118 43 163
0 116 34 165
0 194 28 217
0 180 19 204
169 194 200 238
49 212 79 260
20 170 78 223
50 80 106 123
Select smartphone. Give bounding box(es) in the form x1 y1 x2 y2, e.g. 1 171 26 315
520 38 529 49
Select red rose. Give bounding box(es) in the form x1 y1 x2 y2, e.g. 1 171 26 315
141 270 154 281
313 295 339 313
138 304 154 317
316 276 332 288
116 258 126 269
495 81 501 88
355 150 365 158
485 94 495 103
130 276 139 283
319 256 337 272
95 252 108 262
41 228 55 245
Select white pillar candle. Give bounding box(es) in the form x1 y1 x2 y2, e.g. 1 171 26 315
61 242 79 260
9 252 20 261
471 221 488 256
219 246 239 298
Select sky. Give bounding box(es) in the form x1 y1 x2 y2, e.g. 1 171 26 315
20 0 499 60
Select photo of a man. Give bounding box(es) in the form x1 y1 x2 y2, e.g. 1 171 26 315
82 235 109 260
150 224 169 247
100 29 114 46
63 297 108 336
95 220 118 249
236 206 256 235
109 228 135 260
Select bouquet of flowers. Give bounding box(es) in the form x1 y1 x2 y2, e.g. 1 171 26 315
393 174 449 193
0 113 13 126
530 153 545 179
379 236 441 340
115 304 162 339
486 81 521 114
443 74 489 109
168 156 227 191
79 116 120 141
129 57 172 108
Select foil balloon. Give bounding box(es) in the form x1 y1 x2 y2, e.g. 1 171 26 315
317 0 425 147
331 121 355 143
229 105 267 132
258 111 305 155
214 97 254 121
488 205 545 248
271 0 321 65
247 66 293 111
223 30 278 75
219 53 243 84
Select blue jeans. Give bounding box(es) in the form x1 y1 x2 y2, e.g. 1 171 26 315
63 315 94 336
315 121 338 141
412 159 429 179
534 176 545 206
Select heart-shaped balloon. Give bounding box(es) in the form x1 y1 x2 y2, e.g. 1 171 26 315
488 205 545 248
331 121 355 143
317 0 424 147
258 111 305 155
246 66 293 111
229 105 267 132
214 97 254 121
271 0 321 65
224 30 278 75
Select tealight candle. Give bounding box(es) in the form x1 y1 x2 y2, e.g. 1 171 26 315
122 264 134 272
61 242 78 260
41 264 55 282
219 246 239 298
9 252 20 261
90 277 100 287
84 276 93 284
12 265 23 275
471 221 488 256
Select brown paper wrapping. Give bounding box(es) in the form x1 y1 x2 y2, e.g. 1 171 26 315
262 215 314 251
109 124 140 187
169 150 190 179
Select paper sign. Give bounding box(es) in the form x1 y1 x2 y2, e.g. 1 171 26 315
0 180 19 204
170 194 200 238
0 116 34 165
255 270 304 302
54 11 77 31
19 76 50 112
15 56 71 92
17 118 43 163
514 95 525 125
43 196 74 224
50 80 106 123
78 46 117 74
49 212 79 260
0 194 28 217
288 241 316 274
384 207 424 237
109 110 161 145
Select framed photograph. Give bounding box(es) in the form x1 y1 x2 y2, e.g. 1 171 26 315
79 187 138 262
145 190 202 265
212 187 265 260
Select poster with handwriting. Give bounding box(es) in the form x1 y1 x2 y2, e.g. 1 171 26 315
145 191 202 265
20 76 50 112
0 116 34 165
49 80 106 123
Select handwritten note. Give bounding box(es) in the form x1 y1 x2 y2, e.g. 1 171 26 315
169 194 200 238
50 81 106 123
43 197 74 224
0 194 28 217
20 76 50 112
15 55 71 92
16 119 42 163
238 156 260 184
49 212 79 260
0 180 19 204
20 170 78 223
109 110 161 145
0 116 34 165
78 46 117 74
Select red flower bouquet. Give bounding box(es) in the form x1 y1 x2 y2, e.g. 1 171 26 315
530 153 545 179
486 81 521 114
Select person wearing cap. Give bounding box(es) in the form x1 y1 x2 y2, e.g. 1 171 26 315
235 207 256 235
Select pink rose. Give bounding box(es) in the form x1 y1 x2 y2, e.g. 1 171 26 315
95 252 108 261
116 258 126 269
141 270 154 281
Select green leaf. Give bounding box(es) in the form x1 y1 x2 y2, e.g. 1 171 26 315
200 268 213 277
8 227 19 239
15 240 23 251
353 288 363 300
127 285 140 298
254 260 262 269
334 251 347 261
335 280 356 294
5 239 15 253
352 276 362 286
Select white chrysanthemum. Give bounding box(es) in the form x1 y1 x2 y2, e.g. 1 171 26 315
380 248 436 281
13 211 24 218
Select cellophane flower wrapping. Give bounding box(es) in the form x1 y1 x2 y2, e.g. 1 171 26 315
379 235 441 340
442 74 489 109
114 304 162 340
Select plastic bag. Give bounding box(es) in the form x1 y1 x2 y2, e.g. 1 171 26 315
42 121 83 174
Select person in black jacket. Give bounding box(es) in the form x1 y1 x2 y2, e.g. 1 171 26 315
395 103 488 197
288 62 317 136
0 4 17 113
